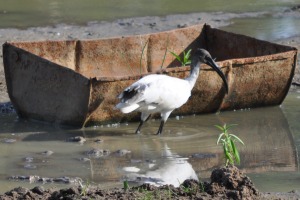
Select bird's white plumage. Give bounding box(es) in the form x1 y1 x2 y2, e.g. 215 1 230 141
116 74 191 118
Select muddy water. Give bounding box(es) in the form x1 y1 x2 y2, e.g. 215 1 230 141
0 89 299 193
0 0 298 29
221 16 300 41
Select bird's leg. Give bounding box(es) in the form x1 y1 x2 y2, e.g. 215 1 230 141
156 120 165 135
135 121 144 134
156 111 172 135
135 113 151 134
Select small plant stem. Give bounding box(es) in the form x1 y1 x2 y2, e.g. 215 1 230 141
160 35 169 70
140 39 148 74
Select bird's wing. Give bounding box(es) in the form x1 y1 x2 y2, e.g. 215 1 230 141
142 75 191 109
118 82 148 105
117 74 191 112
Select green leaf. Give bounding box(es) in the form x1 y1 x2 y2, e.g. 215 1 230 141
226 124 238 129
216 133 224 145
215 124 244 166
183 49 192 65
230 139 240 164
229 134 244 145
186 49 192 59
170 51 182 63
223 144 234 165
214 125 225 132
185 61 191 65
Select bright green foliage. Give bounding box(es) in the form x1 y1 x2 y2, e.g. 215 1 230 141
215 124 244 166
170 49 192 66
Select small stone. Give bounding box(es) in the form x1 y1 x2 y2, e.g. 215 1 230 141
13 187 29 195
115 149 131 156
94 139 103 143
86 148 103 157
67 136 86 143
32 186 45 195
25 157 34 162
61 187 79 195
79 157 90 162
24 164 37 169
177 24 188 28
86 148 110 157
41 150 54 156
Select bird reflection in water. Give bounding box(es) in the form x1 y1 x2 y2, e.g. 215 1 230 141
123 144 198 187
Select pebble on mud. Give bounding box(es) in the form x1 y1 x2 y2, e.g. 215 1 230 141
86 148 110 157
114 149 131 156
66 136 86 144
41 150 54 156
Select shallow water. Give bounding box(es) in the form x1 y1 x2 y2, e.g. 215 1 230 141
0 0 298 29
0 89 299 193
221 15 300 41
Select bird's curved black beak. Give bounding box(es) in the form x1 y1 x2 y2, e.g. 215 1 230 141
206 57 229 94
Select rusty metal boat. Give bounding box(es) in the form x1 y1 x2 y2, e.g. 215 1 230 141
2 24 298 127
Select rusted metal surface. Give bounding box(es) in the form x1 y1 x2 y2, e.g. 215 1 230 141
2 24 298 127
3 43 90 126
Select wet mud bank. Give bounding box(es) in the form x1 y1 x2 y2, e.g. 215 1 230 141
0 166 267 200
0 166 299 199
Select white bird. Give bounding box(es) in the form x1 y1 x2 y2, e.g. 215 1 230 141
116 48 228 135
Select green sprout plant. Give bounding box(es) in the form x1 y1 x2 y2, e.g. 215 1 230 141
170 49 192 66
215 124 244 166
123 180 130 191
79 179 90 196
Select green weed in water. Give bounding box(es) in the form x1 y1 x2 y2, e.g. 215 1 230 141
215 124 244 166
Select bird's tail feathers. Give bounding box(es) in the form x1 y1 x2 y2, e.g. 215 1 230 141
116 103 139 113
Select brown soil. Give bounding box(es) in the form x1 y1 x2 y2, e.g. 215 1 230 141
0 166 262 200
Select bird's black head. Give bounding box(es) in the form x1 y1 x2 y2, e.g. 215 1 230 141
192 48 229 94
